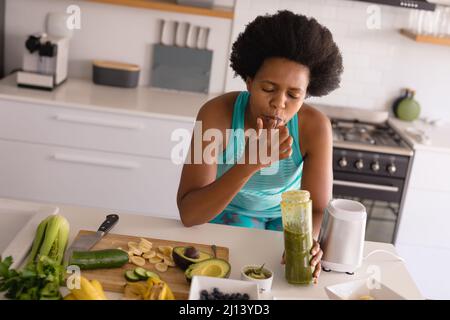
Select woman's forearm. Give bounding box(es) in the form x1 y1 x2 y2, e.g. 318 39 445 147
312 210 324 240
178 164 258 227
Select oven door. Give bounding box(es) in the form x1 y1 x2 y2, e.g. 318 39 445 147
333 172 404 203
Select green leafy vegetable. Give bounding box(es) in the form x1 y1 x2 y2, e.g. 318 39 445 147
0 214 70 300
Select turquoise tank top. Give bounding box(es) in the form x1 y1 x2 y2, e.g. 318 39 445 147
216 91 303 218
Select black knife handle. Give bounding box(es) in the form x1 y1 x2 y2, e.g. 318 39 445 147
98 214 119 234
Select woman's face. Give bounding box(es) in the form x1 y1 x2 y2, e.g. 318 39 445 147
246 57 310 128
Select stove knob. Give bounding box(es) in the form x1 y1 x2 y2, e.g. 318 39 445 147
355 159 364 170
387 163 397 175
371 161 380 172
338 157 348 168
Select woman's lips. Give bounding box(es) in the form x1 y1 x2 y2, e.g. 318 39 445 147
261 115 284 128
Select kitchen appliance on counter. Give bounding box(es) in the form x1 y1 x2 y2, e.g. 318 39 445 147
315 105 414 244
16 32 69 90
319 199 367 274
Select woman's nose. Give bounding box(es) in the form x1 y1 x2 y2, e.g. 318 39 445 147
270 93 286 109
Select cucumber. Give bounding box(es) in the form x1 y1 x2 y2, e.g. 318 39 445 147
134 267 148 280
125 270 140 282
69 249 129 270
145 270 160 280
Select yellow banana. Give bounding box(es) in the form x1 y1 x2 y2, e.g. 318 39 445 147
143 280 154 300
71 276 106 300
64 293 76 300
91 279 108 300
165 283 175 300
158 282 167 300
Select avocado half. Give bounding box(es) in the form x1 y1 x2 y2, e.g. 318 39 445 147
185 258 231 282
172 246 213 270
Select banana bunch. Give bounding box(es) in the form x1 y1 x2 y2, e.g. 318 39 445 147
64 276 107 300
124 277 175 300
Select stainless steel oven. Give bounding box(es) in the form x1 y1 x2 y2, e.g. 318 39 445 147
324 109 414 244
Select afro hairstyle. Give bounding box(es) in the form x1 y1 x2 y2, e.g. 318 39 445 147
230 10 344 97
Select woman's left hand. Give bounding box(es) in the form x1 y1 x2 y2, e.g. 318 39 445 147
281 240 323 284
310 240 323 284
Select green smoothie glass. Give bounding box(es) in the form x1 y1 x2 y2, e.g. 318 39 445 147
281 190 313 285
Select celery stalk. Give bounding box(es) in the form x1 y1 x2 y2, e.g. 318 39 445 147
26 215 51 265
37 215 61 258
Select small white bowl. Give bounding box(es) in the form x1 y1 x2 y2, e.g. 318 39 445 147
188 276 260 300
240 265 274 294
325 278 406 300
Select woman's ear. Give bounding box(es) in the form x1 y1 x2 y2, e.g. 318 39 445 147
245 77 253 92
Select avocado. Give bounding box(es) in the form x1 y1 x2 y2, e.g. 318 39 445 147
172 246 213 270
185 258 231 282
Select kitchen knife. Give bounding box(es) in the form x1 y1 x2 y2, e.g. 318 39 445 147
64 214 119 264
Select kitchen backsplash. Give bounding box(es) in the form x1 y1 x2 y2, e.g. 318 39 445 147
4 0 450 120
4 0 233 94
226 0 450 121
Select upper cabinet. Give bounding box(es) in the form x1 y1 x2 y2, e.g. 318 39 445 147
87 0 235 19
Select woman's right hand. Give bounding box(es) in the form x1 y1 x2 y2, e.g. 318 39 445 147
241 117 293 172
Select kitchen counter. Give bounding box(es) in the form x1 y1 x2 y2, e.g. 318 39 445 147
388 117 450 154
0 73 208 122
0 197 424 300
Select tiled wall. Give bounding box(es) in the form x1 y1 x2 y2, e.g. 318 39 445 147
4 0 233 93
225 0 450 121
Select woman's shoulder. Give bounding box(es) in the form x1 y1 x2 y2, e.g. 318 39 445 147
298 103 331 127
196 91 241 129
297 103 332 151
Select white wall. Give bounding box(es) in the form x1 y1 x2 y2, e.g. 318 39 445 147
5 0 450 120
4 0 233 94
225 0 450 121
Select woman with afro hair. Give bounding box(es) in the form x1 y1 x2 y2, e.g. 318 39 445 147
177 10 343 282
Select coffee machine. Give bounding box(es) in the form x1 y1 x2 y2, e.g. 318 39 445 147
17 32 69 90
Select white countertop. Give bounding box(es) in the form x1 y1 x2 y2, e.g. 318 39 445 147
0 198 423 300
0 73 208 122
388 117 450 154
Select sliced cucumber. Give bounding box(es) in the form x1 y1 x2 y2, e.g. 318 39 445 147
125 270 140 282
134 267 149 280
145 270 161 280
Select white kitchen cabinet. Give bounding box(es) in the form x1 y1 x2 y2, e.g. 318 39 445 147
0 139 185 219
0 95 196 220
395 147 450 299
0 98 193 160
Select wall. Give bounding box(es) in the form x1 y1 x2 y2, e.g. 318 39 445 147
5 0 450 120
0 0 4 77
4 0 234 93
225 0 450 121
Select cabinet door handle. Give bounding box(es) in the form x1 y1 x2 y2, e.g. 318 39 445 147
54 114 145 130
333 180 399 192
52 153 140 169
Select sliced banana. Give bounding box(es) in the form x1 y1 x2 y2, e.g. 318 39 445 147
139 238 153 247
158 246 173 257
156 253 166 260
128 241 139 249
130 256 146 267
149 256 163 264
155 262 168 273
144 250 156 259
139 246 151 254
163 256 176 267
130 247 142 256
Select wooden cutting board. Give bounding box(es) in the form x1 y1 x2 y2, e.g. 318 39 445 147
72 230 229 300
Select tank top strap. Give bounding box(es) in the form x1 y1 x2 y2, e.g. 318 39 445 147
287 112 303 166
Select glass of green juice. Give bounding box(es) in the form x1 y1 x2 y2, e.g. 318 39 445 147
280 190 313 285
